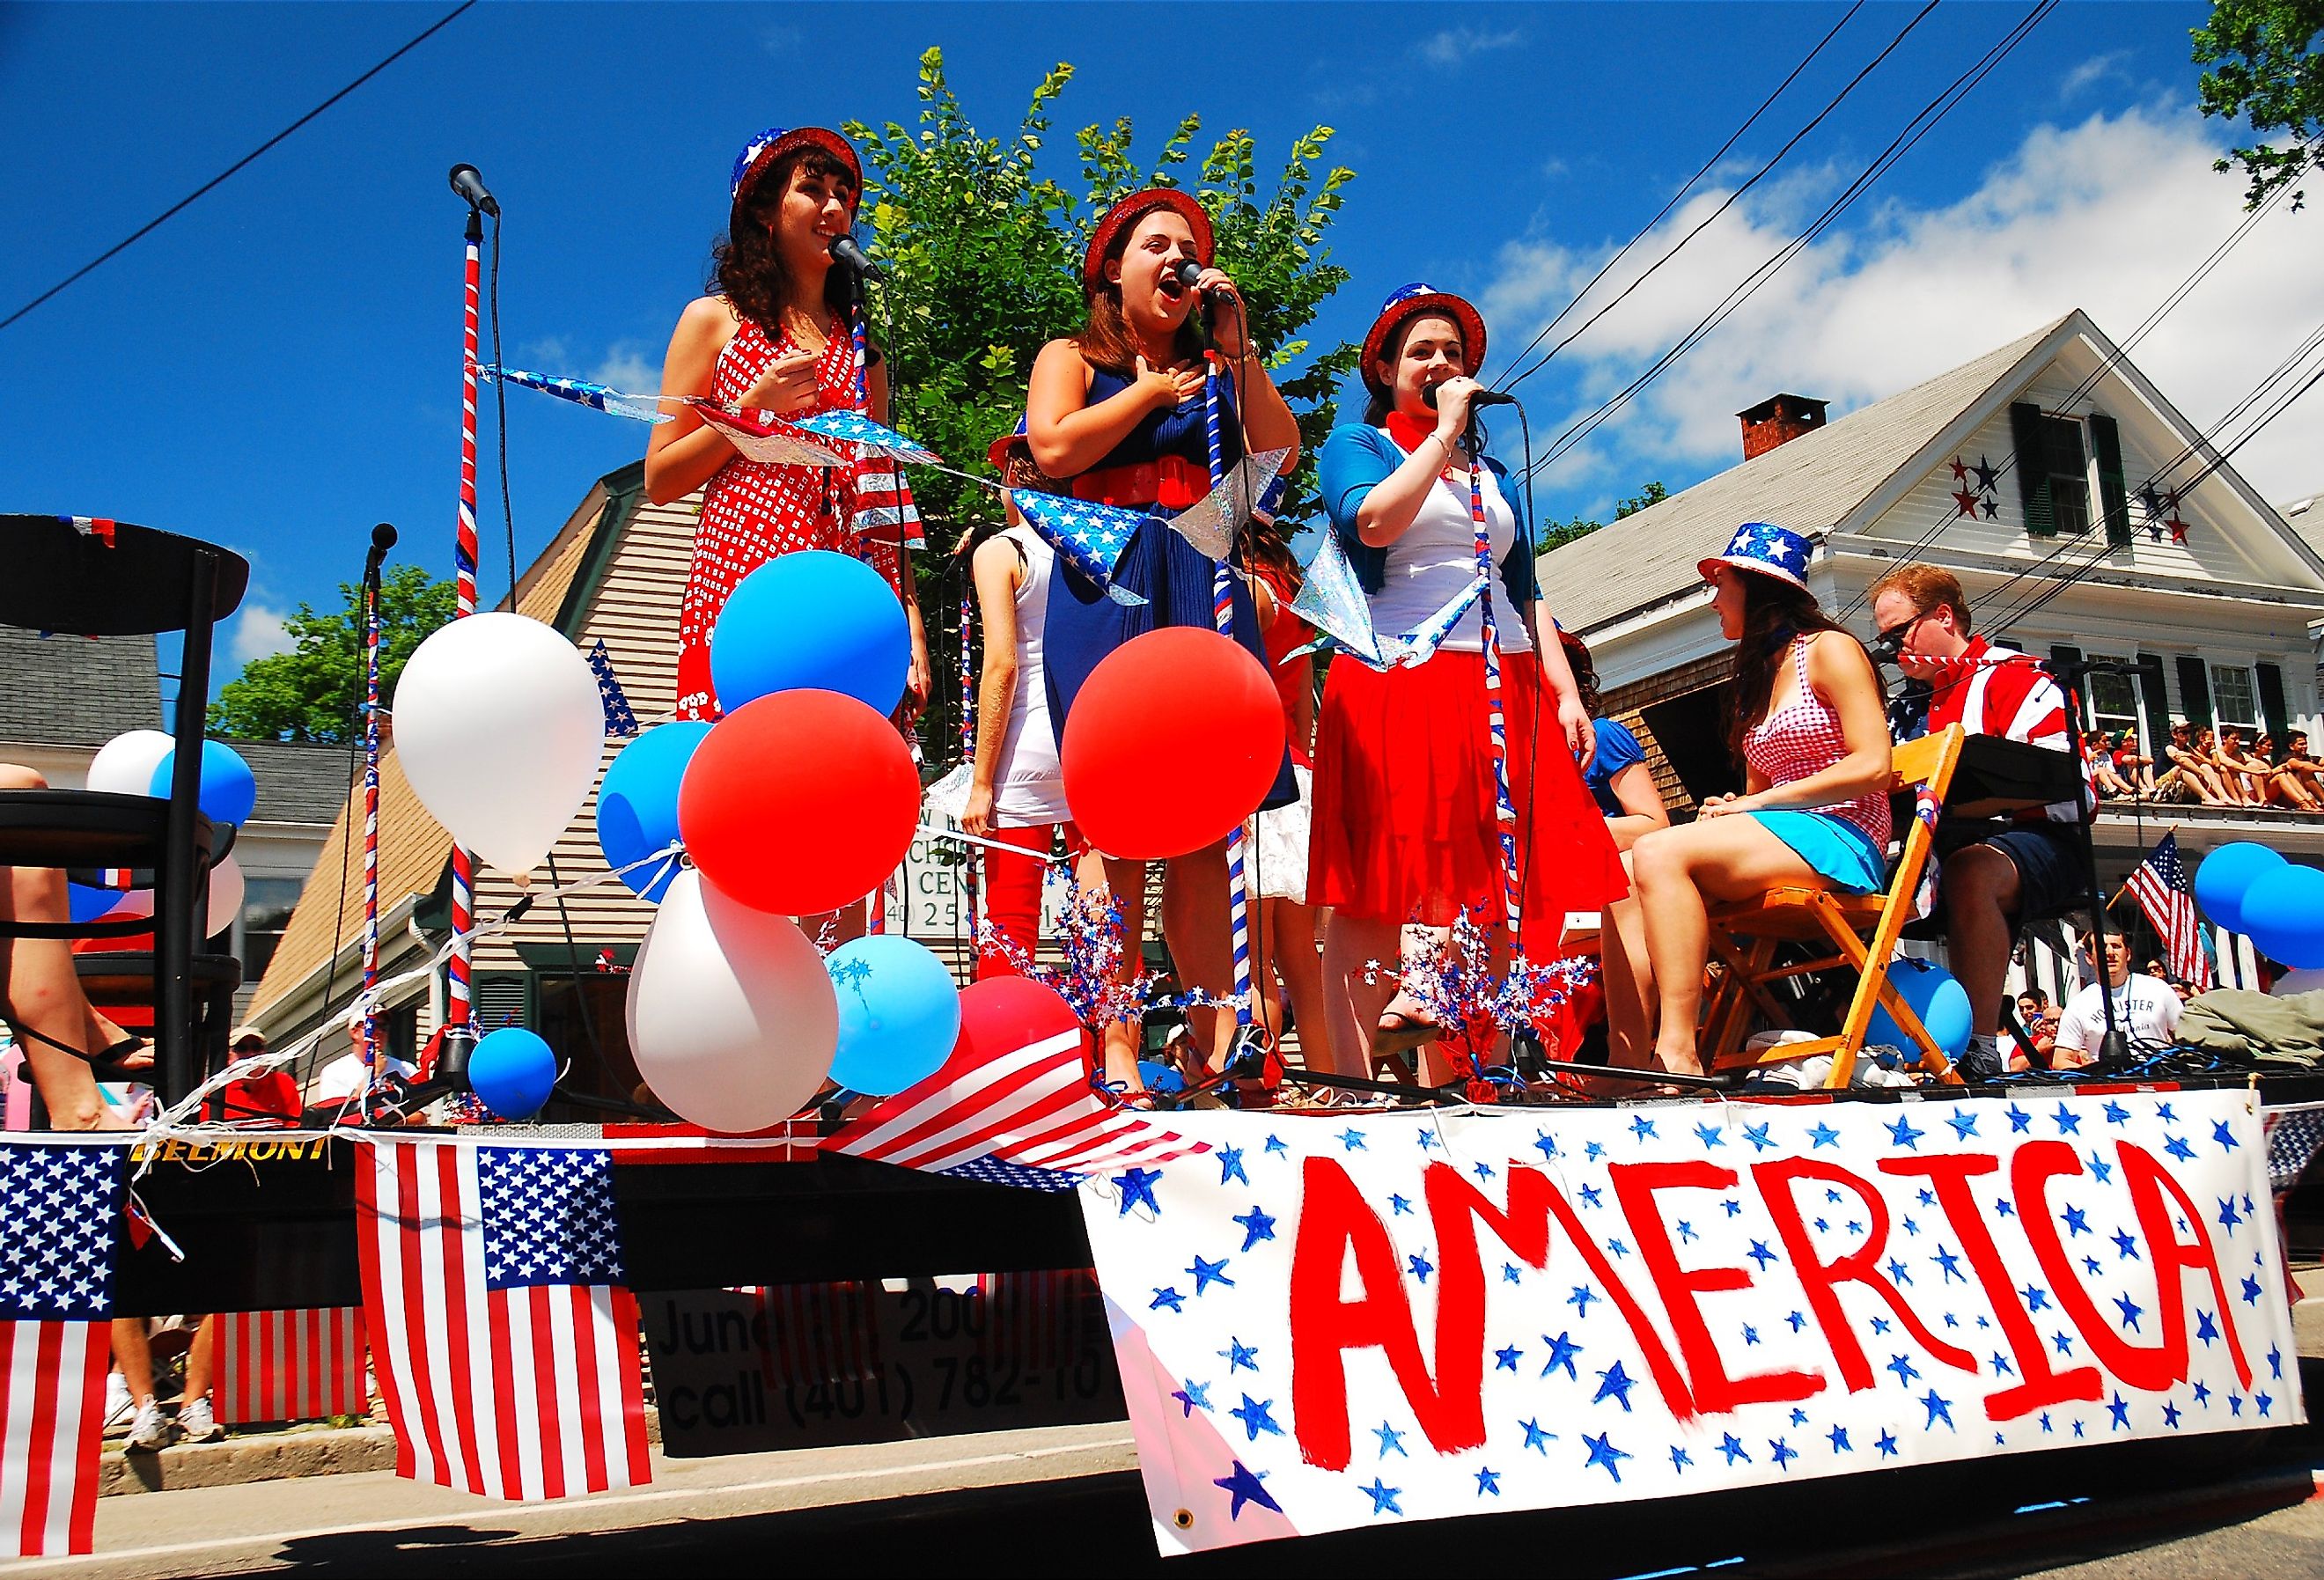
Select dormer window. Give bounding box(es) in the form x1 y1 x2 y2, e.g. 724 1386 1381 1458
2039 415 2092 535
2007 401 2130 543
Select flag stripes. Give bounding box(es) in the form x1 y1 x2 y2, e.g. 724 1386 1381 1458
216 1309 367 1426
0 1321 105 1557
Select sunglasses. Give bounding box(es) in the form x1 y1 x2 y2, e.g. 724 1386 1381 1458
1875 607 1934 648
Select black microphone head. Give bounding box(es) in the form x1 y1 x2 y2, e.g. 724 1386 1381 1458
828 234 881 273
1170 257 1204 290
371 522 399 553
448 163 499 216
1420 384 1440 410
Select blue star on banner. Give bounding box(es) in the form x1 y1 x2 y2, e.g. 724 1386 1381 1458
1230 1393 1283 1441
0 1142 125 1319
1362 1478 1403 1516
1217 1148 1248 1186
586 640 638 737
1011 490 1151 607
1214 1461 1280 1520
1232 1206 1276 1252
1541 1330 1584 1379
475 1146 626 1290
1187 1254 1233 1295
787 408 945 466
1583 1431 1631 1481
1114 1167 1163 1216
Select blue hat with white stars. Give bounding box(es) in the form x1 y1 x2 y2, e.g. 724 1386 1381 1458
1699 521 1813 592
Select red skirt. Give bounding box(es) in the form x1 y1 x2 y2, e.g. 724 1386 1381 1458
1310 647 1628 947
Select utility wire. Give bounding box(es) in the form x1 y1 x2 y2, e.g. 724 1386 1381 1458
0 2 475 333
1486 0 1870 389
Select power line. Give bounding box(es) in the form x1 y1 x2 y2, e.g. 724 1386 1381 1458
0 2 475 334
1484 0 1871 390
1521 0 2056 490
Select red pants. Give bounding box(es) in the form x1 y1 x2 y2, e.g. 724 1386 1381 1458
976 824 1077 980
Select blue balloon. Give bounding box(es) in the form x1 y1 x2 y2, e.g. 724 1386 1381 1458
710 549 908 716
68 882 133 925
150 740 256 827
2193 841 2287 934
1868 956 1973 1061
826 936 961 1095
468 1026 558 1120
598 722 710 901
2238 864 2324 969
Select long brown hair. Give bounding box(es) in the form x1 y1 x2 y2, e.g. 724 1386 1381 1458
711 146 857 339
1074 218 1205 377
1726 573 1852 762
1363 312 1470 426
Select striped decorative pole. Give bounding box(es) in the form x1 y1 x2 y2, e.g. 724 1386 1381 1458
959 577 980 957
1467 447 1523 939
1202 359 1257 1044
446 206 483 1032
361 565 383 1063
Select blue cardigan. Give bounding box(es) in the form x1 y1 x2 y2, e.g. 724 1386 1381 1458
1316 423 1541 605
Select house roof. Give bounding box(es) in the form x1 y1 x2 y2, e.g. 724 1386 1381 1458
229 739 358 826
1540 314 2073 634
248 467 635 1018
0 626 158 748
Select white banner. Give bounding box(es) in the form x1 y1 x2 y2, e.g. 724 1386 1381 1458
1077 1090 2301 1554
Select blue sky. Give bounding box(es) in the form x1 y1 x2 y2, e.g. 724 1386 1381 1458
4 4 2316 696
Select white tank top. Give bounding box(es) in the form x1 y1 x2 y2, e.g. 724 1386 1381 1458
1364 435 1533 656
992 525 1071 825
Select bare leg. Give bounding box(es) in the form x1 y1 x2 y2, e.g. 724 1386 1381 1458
1262 896 1328 1069
1320 911 1401 1083
1600 884 1655 1072
0 768 118 1131
112 1319 155 1406
1160 841 1234 1071
1098 856 1148 1096
1630 818 1820 1078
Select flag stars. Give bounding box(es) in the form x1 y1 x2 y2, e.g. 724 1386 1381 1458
1361 1478 1403 1516
2240 1274 2263 1305
1744 1121 1776 1152
1569 1285 1600 1317
1875 1429 1900 1458
1886 1354 1922 1387
1475 1466 1503 1497
1578 1184 1604 1209
1533 1129 1559 1159
2107 1393 2132 1430
1769 1437 1799 1472
1724 1198 1744 1217
1220 1338 1259 1373
2269 1345 2284 1379
1495 1343 1523 1372
1173 1380 1212 1416
2061 1204 2092 1238
2195 1309 2221 1346
1695 1121 1725 1149
1188 1255 1234 1296
1787 1311 1808 1333
1717 1433 1751 1466
1807 1122 1842 1150
1921 1390 1956 1429
1828 1424 1852 1453
2005 1103 2034 1134
2114 1293 2145 1332
1416 1129 1439 1151
2086 1153 2115 1186
1373 1421 1408 1459
2103 1099 2132 1126
2217 1195 2245 1233
1230 1394 1283 1441
1388 1194 1412 1216
1742 1325 1761 1348
1933 1246 1966 1282
1677 1220 1700 1244
2163 1133 2197 1163
1747 1239 1780 1271
1407 1252 1435 1284
2053 1104 2084 1136
1114 1167 1163 1216
1150 1287 1185 1313
1886 1115 1926 1150
1945 1110 1981 1140
1607 1239 1632 1259
1520 1418 1555 1453
1885 1257 1914 1286
1584 1431 1632 1481
1214 1461 1279 1520
1630 1114 1658 1142
2112 1228 2142 1260
1541 1330 1584 1380
2053 1331 2077 1356
1232 1206 1276 1253
1592 1361 1638 1412
2213 1121 2240 1153
1503 1262 1524 1284
1471 1161 1496 1183
1338 1128 1367 1152
2162 1401 2183 1429
1263 1134 1288 1157
1670 1445 1693 1474
1217 1147 1247 1186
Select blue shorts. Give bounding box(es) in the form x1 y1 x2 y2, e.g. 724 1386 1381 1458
1745 810 1886 893
1940 820 2085 922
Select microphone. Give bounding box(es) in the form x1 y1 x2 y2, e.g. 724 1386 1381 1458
829 234 883 274
448 163 500 216
1421 384 1520 411
1170 258 1231 298
364 522 397 581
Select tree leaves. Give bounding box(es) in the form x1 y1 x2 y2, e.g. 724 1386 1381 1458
2192 0 2324 209
206 565 456 743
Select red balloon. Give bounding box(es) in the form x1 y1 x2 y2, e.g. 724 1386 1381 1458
1061 628 1286 858
679 689 919 915
942 976 1090 1084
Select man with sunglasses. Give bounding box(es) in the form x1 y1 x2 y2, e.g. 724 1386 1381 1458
1869 563 2090 1079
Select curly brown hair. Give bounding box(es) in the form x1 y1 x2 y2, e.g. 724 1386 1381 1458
710 146 857 339
1726 574 1854 763
1074 217 1205 377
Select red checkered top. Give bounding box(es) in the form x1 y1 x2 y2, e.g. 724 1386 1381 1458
1743 636 1890 846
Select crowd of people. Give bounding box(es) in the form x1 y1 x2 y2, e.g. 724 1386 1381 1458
2089 721 2324 811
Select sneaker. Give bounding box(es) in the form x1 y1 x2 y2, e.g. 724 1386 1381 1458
104 1372 133 1431
175 1394 223 1444
124 1396 173 1452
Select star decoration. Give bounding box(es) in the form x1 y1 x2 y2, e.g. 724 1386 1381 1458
1232 1206 1276 1253
1373 1421 1408 1459
1807 1121 1842 1150
1361 1478 1403 1516
1220 1338 1259 1372
1151 1287 1185 1312
1541 1331 1585 1380
1475 1466 1503 1496
1495 1344 1523 1372
1520 1418 1555 1453
1217 1147 1248 1186
1583 1431 1632 1481
1230 1393 1283 1442
1875 1429 1900 1458
1921 1389 1955 1429
1717 1433 1751 1466
1887 1115 1926 1150
1173 1380 1212 1416
1188 1254 1234 1296
1114 1167 1163 1216
1592 1361 1638 1412
1769 1437 1799 1472
1214 1460 1280 1520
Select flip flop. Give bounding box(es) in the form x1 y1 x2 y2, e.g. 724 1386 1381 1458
4 1019 153 1083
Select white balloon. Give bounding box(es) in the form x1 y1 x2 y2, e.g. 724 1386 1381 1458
391 613 606 875
206 855 245 936
625 870 837 1131
86 730 174 796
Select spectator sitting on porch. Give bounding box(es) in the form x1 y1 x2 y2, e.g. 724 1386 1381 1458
2280 731 2324 806
2254 732 2322 811
2115 727 2156 794
1869 563 2087 1081
2089 732 2136 799
2195 726 2258 807
311 1017 418 1113
2054 931 2181 1067
2156 722 2235 806
2217 726 2274 806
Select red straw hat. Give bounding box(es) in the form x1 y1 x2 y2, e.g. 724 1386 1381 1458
1083 188 1214 293
1361 283 1488 393
731 125 863 209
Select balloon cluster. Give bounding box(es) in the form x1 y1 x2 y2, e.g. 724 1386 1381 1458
2195 841 2324 968
76 730 255 937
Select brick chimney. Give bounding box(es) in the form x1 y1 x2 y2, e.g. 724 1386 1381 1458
1737 393 1829 460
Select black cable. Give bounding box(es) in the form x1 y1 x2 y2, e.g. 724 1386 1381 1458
1489 2 1867 388
1519 0 2056 491
1498 0 1928 393
0 2 476 334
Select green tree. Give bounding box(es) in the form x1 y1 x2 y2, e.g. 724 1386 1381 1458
208 566 456 743
2193 0 2324 209
1534 481 1669 555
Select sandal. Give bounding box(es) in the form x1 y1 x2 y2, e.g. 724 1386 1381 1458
5 1019 153 1082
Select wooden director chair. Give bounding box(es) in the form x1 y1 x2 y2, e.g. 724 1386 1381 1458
1700 724 1969 1088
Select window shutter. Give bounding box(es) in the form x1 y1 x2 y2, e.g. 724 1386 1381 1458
2048 644 2085 724
2009 401 2056 538
2135 651 2171 748
2088 412 2130 547
2173 655 2212 731
472 971 533 1033
2256 661 2290 742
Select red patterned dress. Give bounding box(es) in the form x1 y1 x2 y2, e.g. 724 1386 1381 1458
673 313 922 719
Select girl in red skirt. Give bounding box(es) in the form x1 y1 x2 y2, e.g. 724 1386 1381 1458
644 125 930 724
1311 285 1627 1084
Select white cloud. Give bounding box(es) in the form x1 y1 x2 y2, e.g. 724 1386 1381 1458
1420 26 1524 68
1482 100 2324 505
2061 50 2130 99
592 341 658 394
229 602 293 666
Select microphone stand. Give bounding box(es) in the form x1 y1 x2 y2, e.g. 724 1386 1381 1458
443 195 484 1069
360 525 394 1077
2039 655 2132 1065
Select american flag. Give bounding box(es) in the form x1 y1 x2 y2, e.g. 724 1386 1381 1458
214 1309 368 1427
355 1140 652 1500
827 1024 1209 1179
0 1142 124 1557
2125 832 2214 990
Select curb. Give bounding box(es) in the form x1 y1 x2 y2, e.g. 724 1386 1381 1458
100 1409 664 1497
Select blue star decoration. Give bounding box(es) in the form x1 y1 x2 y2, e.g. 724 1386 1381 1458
2240 1274 2263 1305
1533 1128 1560 1159
1188 1255 1234 1296
1374 1421 1408 1459
2162 1401 2183 1429
1217 1147 1248 1186
1363 1478 1403 1516
2195 1308 2220 1346
1946 1110 1980 1140
2113 1228 2142 1261
2114 1293 2144 1332
1630 1113 1658 1141
1407 1252 1435 1284
2006 1103 2033 1133
1886 1354 1922 1386
1578 1183 1605 1209
1388 1194 1413 1216
1695 1121 1725 1148
2217 1195 2245 1233
2053 1103 2083 1136
1114 1167 1163 1216
2103 1099 2132 1125
1828 1424 1852 1453
1593 1360 1638 1412
1921 1390 1956 1429
1717 1433 1751 1466
1214 1460 1280 1520
1263 1134 1288 1157
1887 1114 1925 1150
1808 1121 1842 1149
1876 1429 1900 1458
1670 1445 1694 1473
2088 1153 2115 1187
1339 1128 1367 1151
1541 1330 1584 1380
1769 1437 1799 1472
1173 1380 1212 1416
1231 1393 1283 1441
1744 1121 1776 1151
1475 1466 1503 1497
1416 1129 1440 1150
1232 1206 1276 1253
1495 1343 1523 1372
1221 1338 1259 1372
2107 1393 2131 1430
1583 1431 1632 1481
1471 1161 1496 1183
1151 1287 1185 1312
1747 1239 1780 1270
2163 1133 2197 1163
2061 1203 2091 1238
1520 1418 1555 1453
1503 1262 1525 1285
1933 1246 1966 1283
1569 1284 1600 1317
2213 1120 2240 1152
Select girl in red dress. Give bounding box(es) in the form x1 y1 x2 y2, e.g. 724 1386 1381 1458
645 125 930 724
